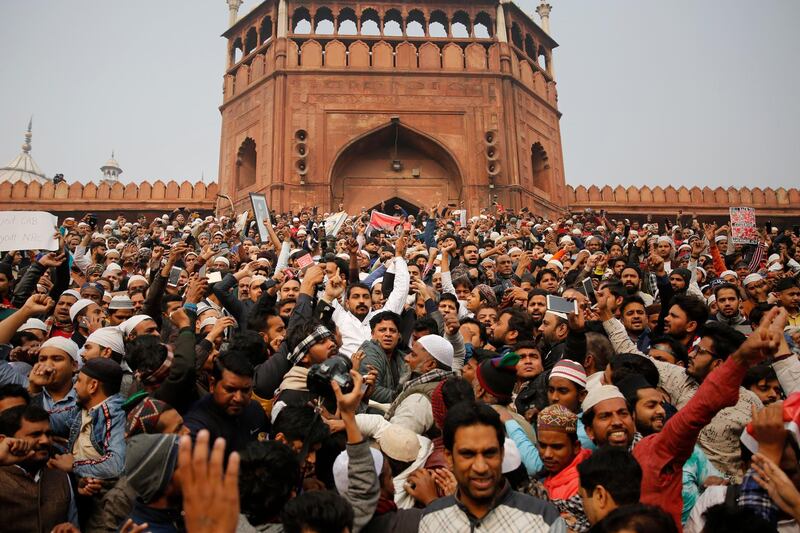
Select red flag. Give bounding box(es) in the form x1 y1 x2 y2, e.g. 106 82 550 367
369 210 403 232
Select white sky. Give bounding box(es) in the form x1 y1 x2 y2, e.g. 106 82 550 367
0 0 798 189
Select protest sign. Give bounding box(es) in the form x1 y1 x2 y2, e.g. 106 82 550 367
235 210 249 232
0 211 59 252
325 212 348 237
368 211 403 232
249 193 271 243
729 207 758 245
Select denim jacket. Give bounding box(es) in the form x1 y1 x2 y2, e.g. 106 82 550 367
49 394 126 480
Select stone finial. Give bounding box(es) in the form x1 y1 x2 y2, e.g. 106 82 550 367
22 117 32 154
536 2 552 35
227 0 243 28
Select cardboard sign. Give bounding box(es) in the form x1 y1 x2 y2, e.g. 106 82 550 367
730 207 758 245
325 212 348 237
0 211 59 252
249 194 271 242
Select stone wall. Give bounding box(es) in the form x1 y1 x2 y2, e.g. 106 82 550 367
566 184 800 221
0 180 217 219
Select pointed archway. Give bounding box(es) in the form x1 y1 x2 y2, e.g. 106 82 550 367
330 121 463 213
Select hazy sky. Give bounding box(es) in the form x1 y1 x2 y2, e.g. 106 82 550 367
1 1 798 189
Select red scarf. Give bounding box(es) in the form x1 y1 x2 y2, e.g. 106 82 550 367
542 448 592 501
375 496 397 515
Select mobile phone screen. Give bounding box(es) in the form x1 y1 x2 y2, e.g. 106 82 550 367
582 277 597 306
546 295 578 315
167 266 182 287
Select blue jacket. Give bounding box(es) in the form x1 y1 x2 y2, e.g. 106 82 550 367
50 394 126 480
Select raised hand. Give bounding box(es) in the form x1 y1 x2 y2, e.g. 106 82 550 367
38 252 66 269
184 276 209 304
176 431 240 533
21 294 54 316
733 307 786 367
443 313 460 336
752 453 800 521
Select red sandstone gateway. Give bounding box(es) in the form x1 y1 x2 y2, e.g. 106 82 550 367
217 0 566 217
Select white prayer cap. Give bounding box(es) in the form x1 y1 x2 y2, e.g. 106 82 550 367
714 235 727 243
719 270 738 280
40 337 80 363
69 299 96 322
109 295 134 310
198 317 218 331
106 263 122 272
547 260 564 272
86 327 125 355
769 262 783 272
213 256 230 267
333 447 384 494
249 275 267 287
120 315 154 337
416 334 454 369
767 254 781 265
706 295 716 306
581 384 625 413
61 289 81 301
743 273 764 286
17 318 47 333
128 275 148 287
507 247 522 255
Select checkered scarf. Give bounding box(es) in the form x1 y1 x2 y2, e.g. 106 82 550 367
288 326 334 365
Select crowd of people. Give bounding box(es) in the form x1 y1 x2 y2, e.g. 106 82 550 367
0 202 799 533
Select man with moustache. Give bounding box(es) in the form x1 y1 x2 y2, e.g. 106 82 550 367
620 266 655 306
0 404 78 532
619 296 652 353
326 238 410 357
415 401 566 532
581 307 785 528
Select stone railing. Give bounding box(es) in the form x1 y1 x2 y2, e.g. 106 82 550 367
224 37 557 108
0 179 217 217
566 184 800 219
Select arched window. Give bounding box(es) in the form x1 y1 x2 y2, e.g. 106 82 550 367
474 12 493 39
314 7 334 35
429 10 449 38
452 11 471 38
338 8 358 35
237 138 257 189
531 143 549 191
524 35 536 60
511 23 523 49
260 17 273 45
384 9 403 37
231 37 243 64
361 8 380 36
292 7 312 34
406 10 426 37
245 27 258 55
537 46 549 73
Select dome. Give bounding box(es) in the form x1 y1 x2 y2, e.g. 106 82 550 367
0 119 47 184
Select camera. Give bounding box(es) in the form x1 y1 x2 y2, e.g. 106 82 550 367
306 355 354 399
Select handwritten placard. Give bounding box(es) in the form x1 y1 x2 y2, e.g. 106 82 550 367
729 207 758 245
0 211 59 252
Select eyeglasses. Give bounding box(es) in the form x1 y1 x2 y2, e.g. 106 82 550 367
689 345 717 358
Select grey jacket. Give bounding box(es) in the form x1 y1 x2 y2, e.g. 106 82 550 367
357 339 409 404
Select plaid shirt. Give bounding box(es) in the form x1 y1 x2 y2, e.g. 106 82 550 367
738 468 778 526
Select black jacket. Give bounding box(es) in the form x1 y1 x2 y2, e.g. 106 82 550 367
184 394 268 456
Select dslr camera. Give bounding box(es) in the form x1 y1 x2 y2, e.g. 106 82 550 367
306 355 354 399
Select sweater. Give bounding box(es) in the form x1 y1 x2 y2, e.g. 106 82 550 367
633 355 747 530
